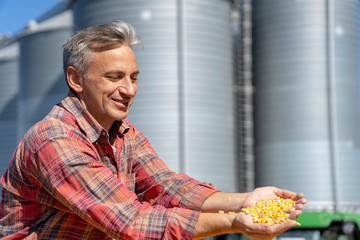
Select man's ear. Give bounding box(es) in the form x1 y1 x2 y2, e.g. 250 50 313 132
66 66 84 93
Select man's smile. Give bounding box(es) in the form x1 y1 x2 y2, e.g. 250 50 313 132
112 98 129 107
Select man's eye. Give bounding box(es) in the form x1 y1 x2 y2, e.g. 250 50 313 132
107 75 122 80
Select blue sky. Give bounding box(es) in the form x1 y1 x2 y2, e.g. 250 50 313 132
0 0 60 35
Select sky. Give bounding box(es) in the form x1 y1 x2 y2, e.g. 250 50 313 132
0 0 60 36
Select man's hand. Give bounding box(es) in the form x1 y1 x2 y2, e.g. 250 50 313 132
196 187 306 239
232 186 306 239
231 207 302 240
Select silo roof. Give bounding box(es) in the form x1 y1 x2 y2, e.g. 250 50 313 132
16 2 73 39
19 9 73 38
0 42 18 60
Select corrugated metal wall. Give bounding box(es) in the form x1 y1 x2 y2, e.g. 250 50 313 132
0 43 19 176
332 0 360 213
17 10 73 138
253 0 360 212
73 0 237 192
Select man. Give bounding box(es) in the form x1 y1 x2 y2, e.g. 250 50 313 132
0 21 306 239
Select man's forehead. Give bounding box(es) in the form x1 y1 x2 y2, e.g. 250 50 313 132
89 42 129 52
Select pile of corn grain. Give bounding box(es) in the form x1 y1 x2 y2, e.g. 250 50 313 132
240 197 300 226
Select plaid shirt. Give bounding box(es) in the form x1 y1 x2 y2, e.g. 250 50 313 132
0 91 218 239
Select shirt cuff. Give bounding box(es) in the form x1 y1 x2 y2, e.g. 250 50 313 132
179 183 220 211
163 208 200 240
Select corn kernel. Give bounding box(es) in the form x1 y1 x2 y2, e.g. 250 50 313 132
218 210 236 215
240 197 299 226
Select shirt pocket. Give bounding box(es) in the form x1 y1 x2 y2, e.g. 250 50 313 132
120 173 136 192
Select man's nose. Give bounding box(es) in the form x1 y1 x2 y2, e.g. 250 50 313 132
118 77 136 97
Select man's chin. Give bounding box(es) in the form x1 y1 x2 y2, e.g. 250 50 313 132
116 112 129 121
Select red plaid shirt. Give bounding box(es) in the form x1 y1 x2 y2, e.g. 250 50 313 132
0 91 218 239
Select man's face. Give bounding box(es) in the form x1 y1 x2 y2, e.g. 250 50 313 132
77 45 139 131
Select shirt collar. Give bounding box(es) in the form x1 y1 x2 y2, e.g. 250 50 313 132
61 91 130 143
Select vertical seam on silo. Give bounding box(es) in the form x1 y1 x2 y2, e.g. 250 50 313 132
327 0 341 212
177 0 187 174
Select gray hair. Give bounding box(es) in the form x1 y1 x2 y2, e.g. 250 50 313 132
63 20 142 79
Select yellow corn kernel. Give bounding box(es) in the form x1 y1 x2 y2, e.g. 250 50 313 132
218 210 237 214
240 197 300 226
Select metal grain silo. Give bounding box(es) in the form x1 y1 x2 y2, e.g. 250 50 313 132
72 0 236 192
253 0 360 212
18 8 73 137
0 42 19 175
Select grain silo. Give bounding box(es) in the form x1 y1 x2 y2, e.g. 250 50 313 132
17 6 73 137
253 0 360 214
72 0 236 192
0 42 19 175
